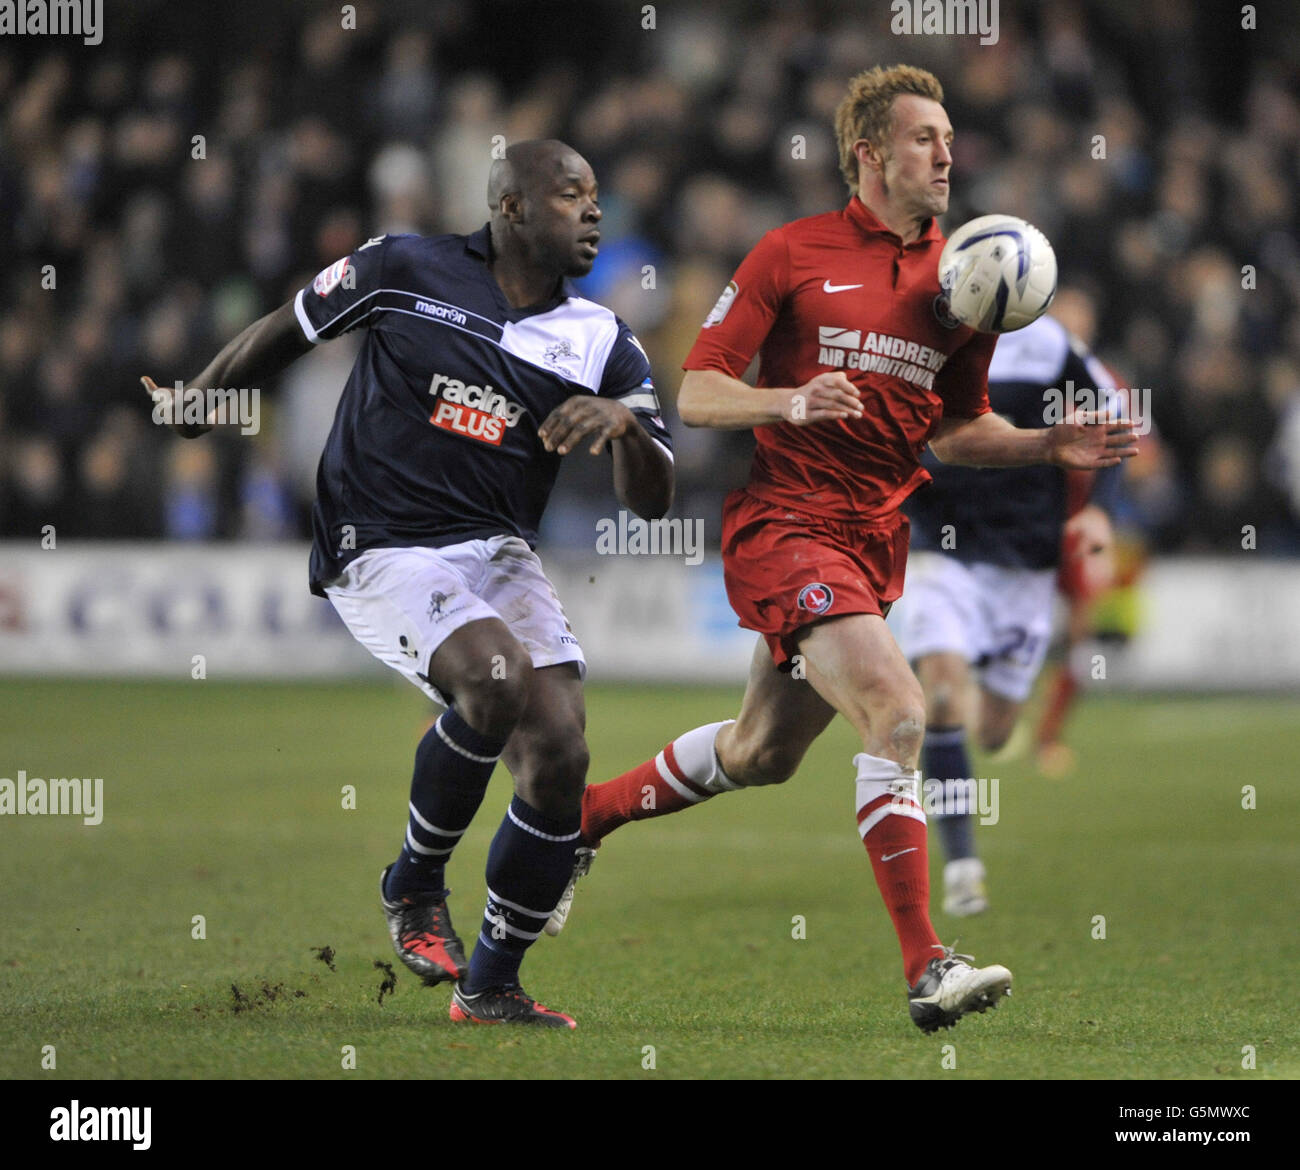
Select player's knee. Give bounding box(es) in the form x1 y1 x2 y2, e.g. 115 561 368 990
891 713 925 759
883 690 927 759
451 651 534 739
926 679 962 726
514 730 588 813
977 728 1008 754
545 733 590 791
978 722 1012 753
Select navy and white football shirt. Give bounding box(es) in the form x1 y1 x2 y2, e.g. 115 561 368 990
294 228 672 595
904 315 1121 570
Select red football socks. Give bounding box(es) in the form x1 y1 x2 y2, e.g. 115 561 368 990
855 752 943 985
581 721 735 844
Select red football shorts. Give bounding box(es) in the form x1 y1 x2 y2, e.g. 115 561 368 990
720 488 910 670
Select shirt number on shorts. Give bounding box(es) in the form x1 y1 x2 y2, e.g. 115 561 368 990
991 626 1041 667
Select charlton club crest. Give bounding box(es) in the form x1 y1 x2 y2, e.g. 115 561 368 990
797 582 834 615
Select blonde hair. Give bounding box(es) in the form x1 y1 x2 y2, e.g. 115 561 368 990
834 65 945 193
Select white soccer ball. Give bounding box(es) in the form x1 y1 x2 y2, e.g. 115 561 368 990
938 215 1058 333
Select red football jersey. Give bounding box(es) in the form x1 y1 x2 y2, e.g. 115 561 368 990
684 196 995 521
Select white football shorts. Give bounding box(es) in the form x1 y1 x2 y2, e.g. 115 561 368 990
324 536 585 706
892 550 1058 702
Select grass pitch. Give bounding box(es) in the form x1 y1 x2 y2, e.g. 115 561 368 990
0 679 1295 1081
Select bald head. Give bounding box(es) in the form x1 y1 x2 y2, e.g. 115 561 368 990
488 139 588 210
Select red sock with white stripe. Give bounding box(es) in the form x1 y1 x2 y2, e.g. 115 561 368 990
581 721 737 844
855 751 943 985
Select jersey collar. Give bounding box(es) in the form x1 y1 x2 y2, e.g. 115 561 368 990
466 224 493 260
466 224 577 315
844 196 943 248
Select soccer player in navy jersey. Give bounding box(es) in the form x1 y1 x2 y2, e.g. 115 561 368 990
143 139 674 1029
895 313 1123 917
554 66 1137 1032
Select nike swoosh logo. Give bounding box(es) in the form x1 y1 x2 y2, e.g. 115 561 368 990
881 847 919 862
823 281 864 293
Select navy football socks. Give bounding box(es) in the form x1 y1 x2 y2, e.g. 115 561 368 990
924 724 977 862
383 707 507 900
462 796 582 993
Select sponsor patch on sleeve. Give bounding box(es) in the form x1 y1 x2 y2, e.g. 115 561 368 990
313 257 351 298
703 280 738 328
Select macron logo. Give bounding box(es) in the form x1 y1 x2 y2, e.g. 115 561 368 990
414 300 468 326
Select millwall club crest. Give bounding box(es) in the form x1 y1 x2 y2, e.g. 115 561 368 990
544 339 579 373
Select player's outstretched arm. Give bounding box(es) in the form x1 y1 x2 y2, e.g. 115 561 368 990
538 396 673 519
677 369 864 430
141 301 314 438
929 410 1138 470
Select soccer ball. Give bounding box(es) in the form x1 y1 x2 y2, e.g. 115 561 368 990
938 215 1058 333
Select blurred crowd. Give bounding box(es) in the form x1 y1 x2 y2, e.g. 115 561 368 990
2 0 1298 553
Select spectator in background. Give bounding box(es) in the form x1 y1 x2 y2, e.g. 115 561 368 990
0 0 1296 551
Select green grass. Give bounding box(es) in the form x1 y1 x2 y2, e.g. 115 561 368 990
0 680 1296 1080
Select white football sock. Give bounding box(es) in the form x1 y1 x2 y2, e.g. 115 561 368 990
853 751 924 831
671 720 740 793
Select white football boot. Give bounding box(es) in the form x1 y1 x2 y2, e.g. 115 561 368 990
544 846 597 937
943 857 989 917
908 944 1012 1032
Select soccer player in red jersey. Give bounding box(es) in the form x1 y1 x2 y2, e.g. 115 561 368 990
559 65 1138 1031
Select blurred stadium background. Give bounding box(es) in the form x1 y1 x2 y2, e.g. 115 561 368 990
1 0 1298 690
3 0 1299 1088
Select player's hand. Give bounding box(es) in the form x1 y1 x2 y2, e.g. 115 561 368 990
1046 412 1138 470
141 375 211 439
781 373 864 425
539 396 637 456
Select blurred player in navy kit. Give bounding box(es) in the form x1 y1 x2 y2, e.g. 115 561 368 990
895 312 1123 916
144 140 674 1028
559 65 1136 1032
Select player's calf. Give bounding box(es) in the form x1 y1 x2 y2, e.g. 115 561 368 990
715 723 804 786
382 706 510 904
462 666 589 989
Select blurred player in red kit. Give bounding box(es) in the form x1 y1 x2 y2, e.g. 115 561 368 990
558 65 1137 1031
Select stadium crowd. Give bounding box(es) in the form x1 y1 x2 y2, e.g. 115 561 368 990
2 0 1297 552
